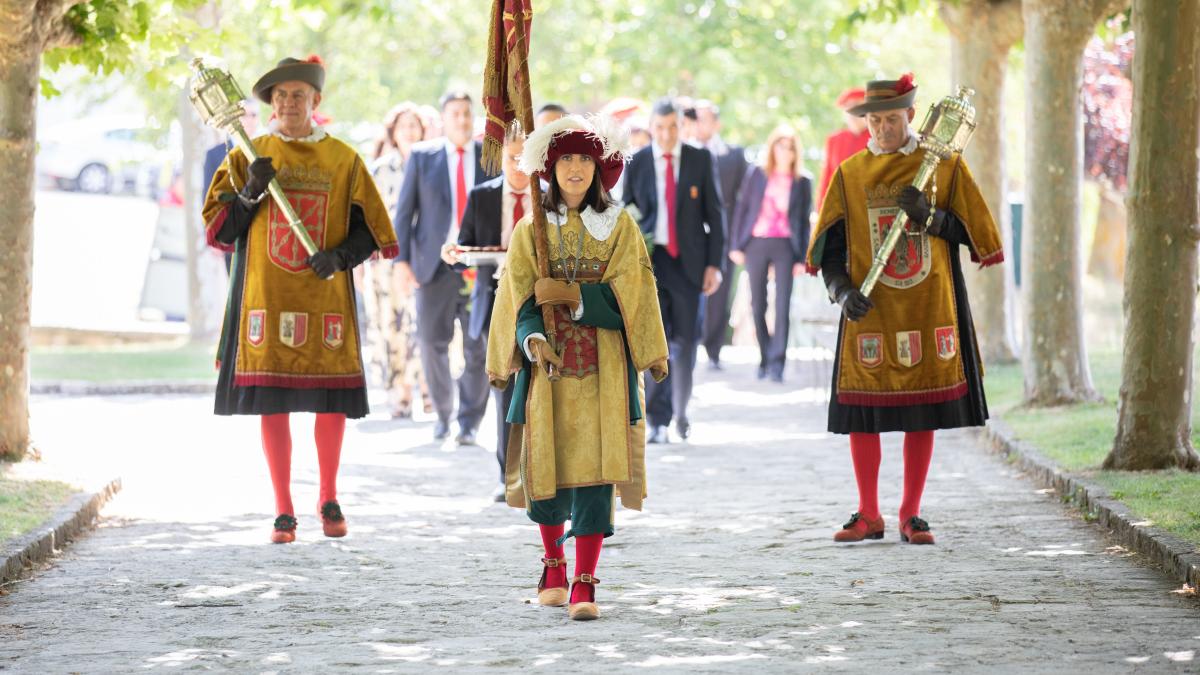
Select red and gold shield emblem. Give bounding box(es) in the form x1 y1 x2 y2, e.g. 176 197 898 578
268 190 328 273
867 206 931 289
896 330 922 367
857 333 884 368
935 325 958 360
279 312 308 348
323 313 345 349
247 309 265 347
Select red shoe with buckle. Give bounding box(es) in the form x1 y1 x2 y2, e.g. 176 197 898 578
900 516 935 545
271 514 297 544
537 557 569 607
833 512 885 542
568 574 600 621
319 501 348 538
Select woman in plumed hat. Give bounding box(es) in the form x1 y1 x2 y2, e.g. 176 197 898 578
485 115 668 621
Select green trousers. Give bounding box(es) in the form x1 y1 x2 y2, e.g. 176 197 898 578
527 484 615 543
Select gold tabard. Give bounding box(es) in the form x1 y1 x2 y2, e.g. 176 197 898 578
203 133 397 387
805 148 1002 406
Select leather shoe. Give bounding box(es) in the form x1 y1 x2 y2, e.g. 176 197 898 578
319 501 347 538
647 425 669 444
270 514 297 544
900 516 935 545
833 512 884 542
675 418 691 440
433 419 450 441
491 484 506 503
456 428 478 446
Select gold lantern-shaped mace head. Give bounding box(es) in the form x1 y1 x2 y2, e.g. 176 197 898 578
186 59 319 260
859 86 978 297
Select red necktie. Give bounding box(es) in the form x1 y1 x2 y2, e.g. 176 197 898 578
505 191 523 248
664 152 679 258
455 147 468 226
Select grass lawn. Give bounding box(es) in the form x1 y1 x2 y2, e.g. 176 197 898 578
31 342 217 382
0 475 78 544
985 350 1200 547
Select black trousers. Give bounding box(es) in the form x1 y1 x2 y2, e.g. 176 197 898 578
701 253 735 364
414 266 489 431
744 237 796 377
645 247 702 428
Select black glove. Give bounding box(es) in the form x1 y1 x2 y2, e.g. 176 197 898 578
896 186 932 228
245 156 276 198
306 249 350 279
828 274 874 322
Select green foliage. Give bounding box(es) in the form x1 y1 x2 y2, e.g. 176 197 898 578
987 349 1200 547
0 476 77 543
42 0 205 92
31 343 215 382
39 0 959 156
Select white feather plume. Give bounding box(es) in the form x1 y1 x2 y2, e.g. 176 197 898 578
584 113 630 162
517 113 631 175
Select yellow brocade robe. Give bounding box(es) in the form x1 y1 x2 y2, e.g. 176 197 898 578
806 149 1003 406
486 208 668 511
203 132 397 388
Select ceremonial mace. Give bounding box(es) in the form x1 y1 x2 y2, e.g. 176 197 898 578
188 58 319 258
860 86 977 297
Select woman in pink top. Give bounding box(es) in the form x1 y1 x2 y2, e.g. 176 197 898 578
730 125 812 382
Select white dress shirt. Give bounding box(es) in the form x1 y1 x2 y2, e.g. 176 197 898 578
445 139 477 245
500 180 531 249
867 128 920 156
650 140 682 246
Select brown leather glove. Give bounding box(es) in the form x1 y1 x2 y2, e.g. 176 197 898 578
528 337 564 372
534 278 582 315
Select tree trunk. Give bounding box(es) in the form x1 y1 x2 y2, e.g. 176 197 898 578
941 0 1022 366
0 3 40 461
177 85 209 343
1019 0 1124 406
1104 0 1200 471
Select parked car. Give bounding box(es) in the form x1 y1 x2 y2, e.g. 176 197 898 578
37 117 163 196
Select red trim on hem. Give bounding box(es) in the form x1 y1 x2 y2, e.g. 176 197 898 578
234 373 366 389
205 207 235 253
805 262 820 276
837 381 968 407
972 249 1004 268
379 243 400 260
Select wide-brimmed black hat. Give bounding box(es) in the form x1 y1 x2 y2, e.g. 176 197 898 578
252 56 326 104
848 74 918 116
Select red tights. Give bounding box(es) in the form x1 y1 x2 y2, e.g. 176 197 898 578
537 524 603 603
260 413 346 516
848 430 934 522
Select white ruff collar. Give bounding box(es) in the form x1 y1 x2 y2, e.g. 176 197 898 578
868 127 919 156
268 125 328 143
547 204 621 241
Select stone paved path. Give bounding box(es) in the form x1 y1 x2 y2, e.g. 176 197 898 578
3 356 1199 672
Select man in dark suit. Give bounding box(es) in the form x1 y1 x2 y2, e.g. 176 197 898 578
393 91 488 443
692 100 749 370
202 103 258 274
623 98 726 444
443 125 530 500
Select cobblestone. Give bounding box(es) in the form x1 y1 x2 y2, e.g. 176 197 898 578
2 359 1198 672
